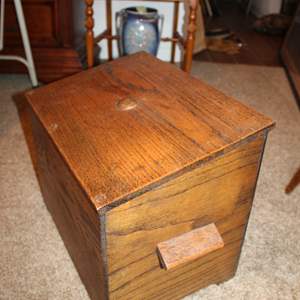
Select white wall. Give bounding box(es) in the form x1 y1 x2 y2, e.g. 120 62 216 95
93 0 185 61
251 0 283 17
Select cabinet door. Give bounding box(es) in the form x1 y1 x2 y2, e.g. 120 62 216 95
4 0 71 48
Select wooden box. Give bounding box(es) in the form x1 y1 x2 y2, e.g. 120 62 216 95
24 52 274 300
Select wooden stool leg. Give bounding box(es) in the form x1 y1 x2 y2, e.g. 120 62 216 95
85 0 94 68
14 0 38 86
183 2 197 73
171 2 179 63
106 0 113 61
0 0 38 86
285 167 300 194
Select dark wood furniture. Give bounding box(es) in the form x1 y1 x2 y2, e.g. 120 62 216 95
0 0 88 83
24 52 274 300
194 1 284 67
85 0 198 72
282 2 300 106
282 4 300 193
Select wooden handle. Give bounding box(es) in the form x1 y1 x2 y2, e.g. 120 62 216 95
157 223 224 270
115 97 137 111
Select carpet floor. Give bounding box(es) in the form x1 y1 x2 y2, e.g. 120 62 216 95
0 62 299 300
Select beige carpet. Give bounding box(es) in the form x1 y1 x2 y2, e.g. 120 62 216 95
0 62 300 300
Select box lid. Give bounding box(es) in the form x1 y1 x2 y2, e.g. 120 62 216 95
26 52 274 211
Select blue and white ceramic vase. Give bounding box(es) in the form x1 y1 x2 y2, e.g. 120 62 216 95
116 7 164 56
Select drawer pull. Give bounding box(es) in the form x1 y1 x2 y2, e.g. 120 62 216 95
157 223 224 270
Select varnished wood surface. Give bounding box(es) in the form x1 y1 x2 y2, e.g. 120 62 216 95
24 53 273 300
25 52 274 211
85 0 95 68
170 2 179 63
105 133 266 299
157 223 224 270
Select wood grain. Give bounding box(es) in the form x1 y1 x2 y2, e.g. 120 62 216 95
25 52 274 211
105 133 266 300
157 223 224 270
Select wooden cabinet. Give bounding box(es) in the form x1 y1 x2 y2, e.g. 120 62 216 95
24 53 274 300
0 0 91 83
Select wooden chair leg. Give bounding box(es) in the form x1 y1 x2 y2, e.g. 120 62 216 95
285 167 300 194
85 0 94 68
106 0 113 61
171 2 179 63
183 2 197 73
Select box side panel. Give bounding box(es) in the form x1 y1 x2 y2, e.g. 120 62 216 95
105 132 267 300
27 106 107 300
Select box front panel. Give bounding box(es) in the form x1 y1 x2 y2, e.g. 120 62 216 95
105 133 267 300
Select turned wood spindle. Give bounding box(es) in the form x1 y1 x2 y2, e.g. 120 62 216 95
171 2 179 63
183 1 197 73
85 0 94 68
106 0 113 61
